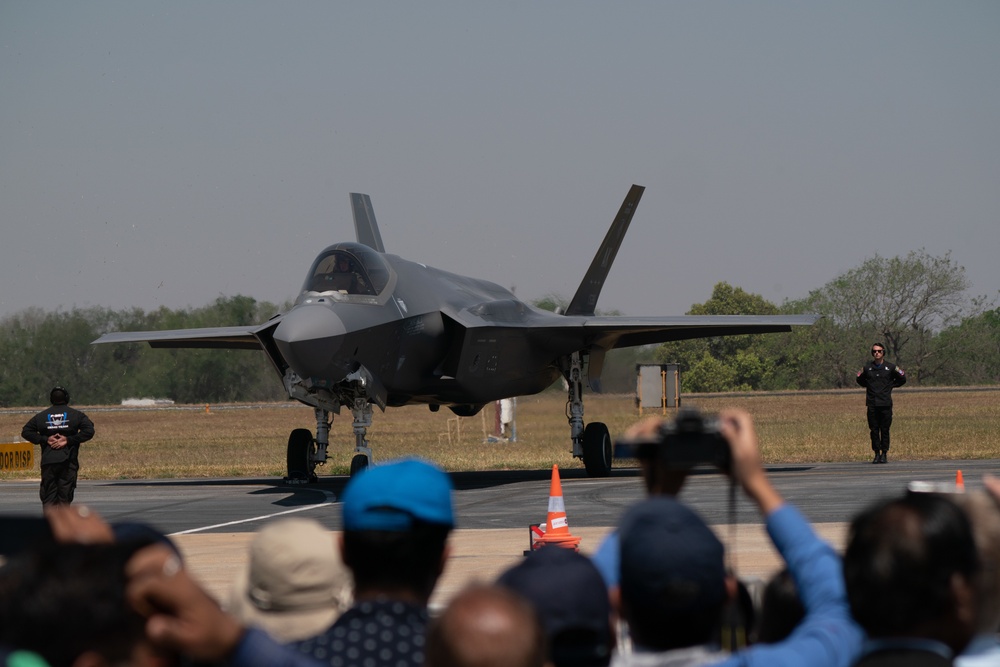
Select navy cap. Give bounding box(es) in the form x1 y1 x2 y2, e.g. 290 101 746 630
111 521 183 560
619 497 726 614
497 546 612 667
341 458 454 531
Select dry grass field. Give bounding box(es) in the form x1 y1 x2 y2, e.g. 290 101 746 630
1 388 998 480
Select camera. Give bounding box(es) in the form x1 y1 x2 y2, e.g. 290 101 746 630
614 408 731 472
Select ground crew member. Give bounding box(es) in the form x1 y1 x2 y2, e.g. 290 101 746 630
21 386 95 506
856 343 905 464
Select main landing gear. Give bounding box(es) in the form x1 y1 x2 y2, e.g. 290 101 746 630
566 351 613 477
285 400 375 483
285 427 318 483
349 397 373 476
285 353 615 481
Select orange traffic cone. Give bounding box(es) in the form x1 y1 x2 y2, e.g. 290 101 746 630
956 470 965 491
532 465 581 550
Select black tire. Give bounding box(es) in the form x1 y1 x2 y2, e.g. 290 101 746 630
350 454 370 477
286 428 316 481
582 422 613 477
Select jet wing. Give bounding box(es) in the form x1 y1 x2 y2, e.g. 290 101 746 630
92 325 267 350
443 310 817 395
583 313 817 391
450 308 819 348
575 313 820 349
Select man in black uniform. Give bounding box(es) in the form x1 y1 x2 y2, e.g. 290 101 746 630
856 344 906 464
21 386 95 506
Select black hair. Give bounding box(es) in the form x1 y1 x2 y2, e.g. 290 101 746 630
844 492 979 637
0 540 155 667
342 519 451 600
757 568 805 643
50 386 69 404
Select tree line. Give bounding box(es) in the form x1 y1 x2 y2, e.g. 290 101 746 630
0 296 289 407
653 250 998 392
0 251 995 407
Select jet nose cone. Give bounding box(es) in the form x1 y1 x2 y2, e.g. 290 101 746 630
273 305 347 379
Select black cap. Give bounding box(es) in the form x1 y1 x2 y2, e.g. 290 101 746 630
619 497 726 614
497 545 612 667
111 521 183 561
50 386 69 404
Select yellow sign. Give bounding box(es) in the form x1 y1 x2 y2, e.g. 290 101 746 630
0 442 34 471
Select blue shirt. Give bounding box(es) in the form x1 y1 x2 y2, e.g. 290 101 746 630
591 528 620 587
228 628 325 667
712 505 863 667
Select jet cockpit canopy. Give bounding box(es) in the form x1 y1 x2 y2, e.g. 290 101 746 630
302 243 391 298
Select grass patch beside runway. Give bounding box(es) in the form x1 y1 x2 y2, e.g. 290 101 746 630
1 389 997 479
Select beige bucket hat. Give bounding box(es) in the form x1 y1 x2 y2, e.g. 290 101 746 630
228 517 352 642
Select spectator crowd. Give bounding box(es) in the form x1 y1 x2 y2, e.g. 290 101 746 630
3 409 999 667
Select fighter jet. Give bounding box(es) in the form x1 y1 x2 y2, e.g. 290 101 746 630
93 185 816 479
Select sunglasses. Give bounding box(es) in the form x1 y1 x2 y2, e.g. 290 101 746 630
871 349 884 355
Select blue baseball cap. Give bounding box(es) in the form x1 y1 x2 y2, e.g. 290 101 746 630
341 458 455 531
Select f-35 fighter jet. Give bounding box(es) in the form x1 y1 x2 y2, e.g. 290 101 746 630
94 185 816 479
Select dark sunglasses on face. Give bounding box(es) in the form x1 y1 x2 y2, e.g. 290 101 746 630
872 349 884 355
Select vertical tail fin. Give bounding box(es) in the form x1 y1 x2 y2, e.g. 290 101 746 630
564 184 645 316
350 193 386 253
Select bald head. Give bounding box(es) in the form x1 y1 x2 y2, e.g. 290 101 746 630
427 584 547 667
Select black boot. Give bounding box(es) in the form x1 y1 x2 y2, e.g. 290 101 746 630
880 450 888 464
873 451 881 464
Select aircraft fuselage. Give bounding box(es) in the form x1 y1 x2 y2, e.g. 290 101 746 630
270 247 566 412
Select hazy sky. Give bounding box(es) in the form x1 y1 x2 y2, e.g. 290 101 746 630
2 2 998 323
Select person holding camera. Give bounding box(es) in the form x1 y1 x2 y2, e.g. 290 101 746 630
856 342 906 464
21 386 95 507
605 409 863 667
591 414 694 587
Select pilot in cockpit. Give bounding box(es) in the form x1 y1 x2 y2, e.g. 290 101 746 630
334 255 352 274
318 254 367 294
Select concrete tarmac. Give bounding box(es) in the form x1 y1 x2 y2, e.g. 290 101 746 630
2 459 993 610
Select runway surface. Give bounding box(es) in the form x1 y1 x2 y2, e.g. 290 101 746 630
2 459 994 608
1 459 991 529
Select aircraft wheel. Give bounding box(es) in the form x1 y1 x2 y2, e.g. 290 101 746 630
350 454 370 477
286 428 317 482
582 422 613 477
